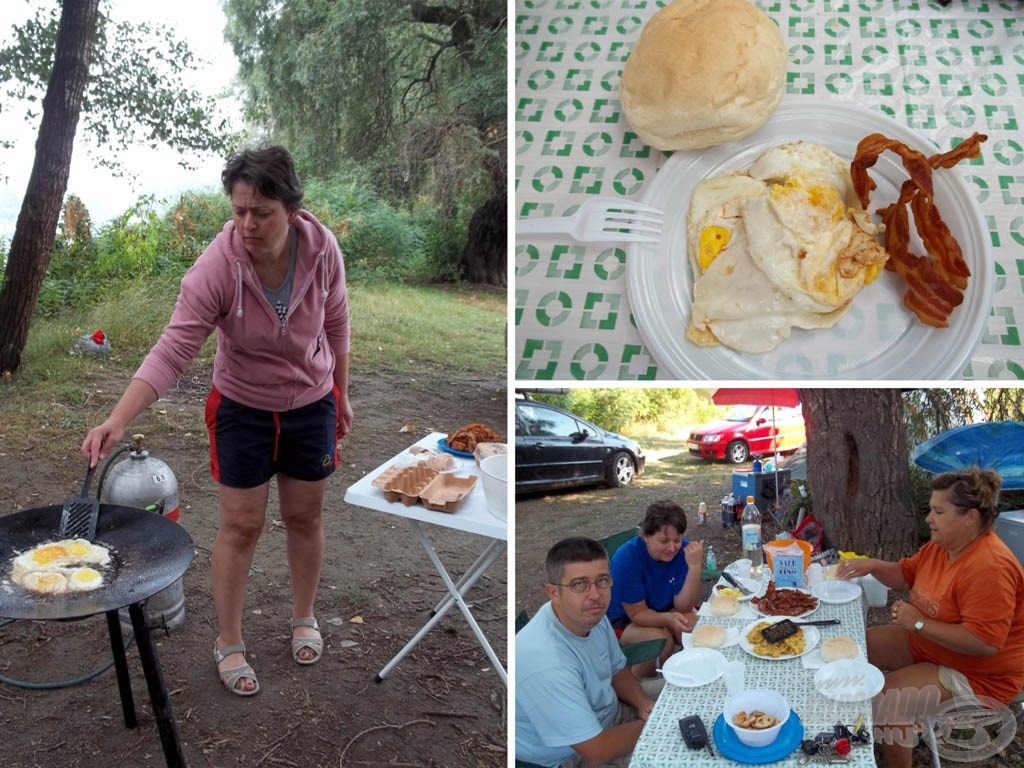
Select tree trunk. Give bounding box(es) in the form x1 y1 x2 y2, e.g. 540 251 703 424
799 389 917 560
460 151 507 287
0 0 100 375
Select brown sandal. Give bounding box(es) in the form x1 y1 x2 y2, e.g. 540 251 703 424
290 618 323 665
214 642 260 696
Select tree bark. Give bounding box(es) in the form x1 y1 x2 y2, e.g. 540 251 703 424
799 389 918 560
460 151 506 286
0 0 100 375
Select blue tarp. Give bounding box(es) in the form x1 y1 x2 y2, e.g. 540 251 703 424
912 421 1024 490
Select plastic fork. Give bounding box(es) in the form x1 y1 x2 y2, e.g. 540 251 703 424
516 197 663 244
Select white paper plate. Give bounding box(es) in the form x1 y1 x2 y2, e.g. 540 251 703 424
626 97 992 380
660 647 727 687
681 625 740 650
814 660 885 701
738 618 820 660
812 580 863 604
712 576 759 602
752 588 819 619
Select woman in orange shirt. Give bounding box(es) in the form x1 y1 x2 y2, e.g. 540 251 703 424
836 467 1024 768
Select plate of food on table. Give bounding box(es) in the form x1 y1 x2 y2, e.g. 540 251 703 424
751 580 818 618
439 423 504 458
739 617 820 660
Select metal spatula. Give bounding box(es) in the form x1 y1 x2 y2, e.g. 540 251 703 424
762 618 840 644
58 463 100 540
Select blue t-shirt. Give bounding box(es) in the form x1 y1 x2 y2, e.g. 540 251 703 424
607 534 691 622
515 601 627 767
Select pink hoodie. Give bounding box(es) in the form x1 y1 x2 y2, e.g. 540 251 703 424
134 210 350 412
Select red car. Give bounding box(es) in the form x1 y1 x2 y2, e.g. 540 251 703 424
688 404 806 464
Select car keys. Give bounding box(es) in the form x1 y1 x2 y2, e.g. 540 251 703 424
678 715 715 757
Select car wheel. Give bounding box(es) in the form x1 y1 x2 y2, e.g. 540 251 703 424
606 452 635 487
726 440 749 464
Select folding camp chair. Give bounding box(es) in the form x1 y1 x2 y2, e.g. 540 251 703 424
921 689 1024 768
515 607 665 669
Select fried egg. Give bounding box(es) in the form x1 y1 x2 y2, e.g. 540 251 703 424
65 567 104 592
19 569 69 595
59 538 111 566
686 141 889 353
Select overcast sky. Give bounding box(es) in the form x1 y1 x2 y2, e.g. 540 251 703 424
0 0 241 240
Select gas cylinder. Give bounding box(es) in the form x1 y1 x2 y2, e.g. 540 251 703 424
102 434 186 635
102 434 180 522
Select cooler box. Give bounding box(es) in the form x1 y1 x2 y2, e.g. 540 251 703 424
995 510 1024 566
732 469 792 508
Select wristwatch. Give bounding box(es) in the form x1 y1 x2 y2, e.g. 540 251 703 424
914 619 926 633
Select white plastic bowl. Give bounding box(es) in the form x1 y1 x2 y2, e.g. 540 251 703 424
723 689 790 747
479 454 507 521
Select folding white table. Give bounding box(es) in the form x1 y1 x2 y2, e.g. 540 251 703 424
343 432 508 685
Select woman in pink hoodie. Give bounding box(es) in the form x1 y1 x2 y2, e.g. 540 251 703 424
82 146 351 697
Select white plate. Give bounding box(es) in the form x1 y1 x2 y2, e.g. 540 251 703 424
812 580 863 604
660 647 727 687
814 660 885 701
626 96 992 380
738 618 820 660
712 577 758 602
681 625 740 650
752 588 818 619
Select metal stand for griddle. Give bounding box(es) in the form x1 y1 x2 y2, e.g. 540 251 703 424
104 601 187 767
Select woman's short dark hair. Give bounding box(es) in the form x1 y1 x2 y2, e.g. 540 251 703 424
222 146 303 210
931 466 1002 531
546 537 607 584
640 500 687 537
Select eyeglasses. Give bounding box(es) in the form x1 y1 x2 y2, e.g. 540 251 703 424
553 576 614 593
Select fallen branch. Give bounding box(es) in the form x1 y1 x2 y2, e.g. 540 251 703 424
255 722 299 767
339 719 434 767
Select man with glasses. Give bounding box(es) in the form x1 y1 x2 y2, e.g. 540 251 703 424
516 537 655 767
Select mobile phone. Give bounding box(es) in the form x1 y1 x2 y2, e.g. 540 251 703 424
679 715 715 757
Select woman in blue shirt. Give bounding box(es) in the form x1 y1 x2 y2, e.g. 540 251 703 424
607 500 705 679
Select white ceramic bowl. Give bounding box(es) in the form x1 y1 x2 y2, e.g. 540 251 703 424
722 689 790 747
479 454 507 521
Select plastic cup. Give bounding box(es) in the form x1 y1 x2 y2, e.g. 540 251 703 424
724 661 745 695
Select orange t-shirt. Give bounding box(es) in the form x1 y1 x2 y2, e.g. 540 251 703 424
900 531 1024 703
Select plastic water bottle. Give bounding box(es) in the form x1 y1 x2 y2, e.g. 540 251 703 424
741 495 763 577
752 458 762 473
698 501 708 525
705 544 717 572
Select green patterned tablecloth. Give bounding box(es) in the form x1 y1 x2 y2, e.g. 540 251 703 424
514 0 1024 381
631 593 875 767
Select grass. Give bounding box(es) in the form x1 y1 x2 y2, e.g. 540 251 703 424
0 280 506 453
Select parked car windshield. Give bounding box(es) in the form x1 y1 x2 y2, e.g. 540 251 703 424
517 402 586 438
723 405 759 422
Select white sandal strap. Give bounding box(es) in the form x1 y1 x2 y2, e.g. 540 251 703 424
290 617 319 631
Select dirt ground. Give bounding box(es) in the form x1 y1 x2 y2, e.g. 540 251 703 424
0 366 507 768
515 447 1024 768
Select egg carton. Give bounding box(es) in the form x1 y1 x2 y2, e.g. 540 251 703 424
380 465 440 505
419 473 478 513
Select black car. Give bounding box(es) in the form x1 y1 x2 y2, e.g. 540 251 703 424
515 398 645 494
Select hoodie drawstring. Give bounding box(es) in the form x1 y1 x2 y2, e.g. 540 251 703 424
234 259 244 317
320 256 328 299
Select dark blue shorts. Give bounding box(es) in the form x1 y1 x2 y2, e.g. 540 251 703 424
205 385 339 488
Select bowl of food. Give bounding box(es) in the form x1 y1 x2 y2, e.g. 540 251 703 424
479 454 507 521
723 689 790 747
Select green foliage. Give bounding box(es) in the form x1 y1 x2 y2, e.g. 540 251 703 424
524 389 724 436
303 179 425 282
0 3 233 174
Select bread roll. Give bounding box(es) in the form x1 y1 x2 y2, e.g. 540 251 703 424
709 594 739 617
821 635 859 662
620 0 787 151
692 624 726 648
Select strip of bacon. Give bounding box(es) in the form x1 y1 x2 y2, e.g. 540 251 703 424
851 131 987 328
